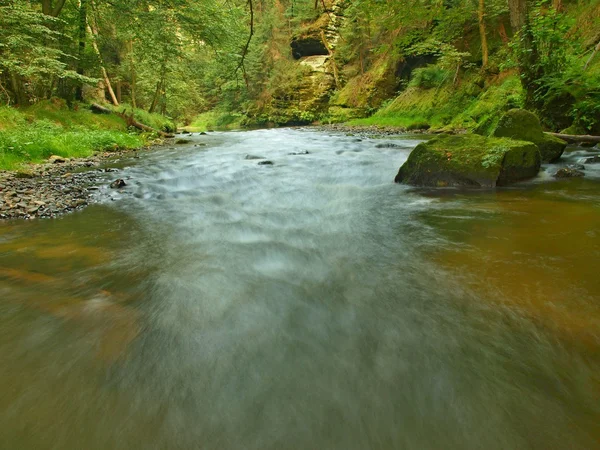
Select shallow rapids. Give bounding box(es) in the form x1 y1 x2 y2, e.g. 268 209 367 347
1 128 599 449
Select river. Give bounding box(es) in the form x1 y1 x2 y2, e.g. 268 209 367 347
1 128 599 449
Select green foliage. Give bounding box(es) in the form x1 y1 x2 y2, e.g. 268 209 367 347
0 2 95 104
409 66 451 89
109 104 176 132
0 104 144 170
189 110 244 131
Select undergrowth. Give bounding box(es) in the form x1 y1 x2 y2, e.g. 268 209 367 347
0 103 147 170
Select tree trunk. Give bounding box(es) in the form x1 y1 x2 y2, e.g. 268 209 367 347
116 80 122 104
547 132 600 144
41 0 67 17
498 22 509 43
75 0 87 101
584 40 600 71
478 0 488 67
10 72 28 106
552 0 562 12
87 18 119 106
508 0 528 32
127 40 137 108
321 30 340 89
90 103 174 137
148 81 161 114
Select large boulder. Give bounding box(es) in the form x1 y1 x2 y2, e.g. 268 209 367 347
492 109 567 163
395 134 541 188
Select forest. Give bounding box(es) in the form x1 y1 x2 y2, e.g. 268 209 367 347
0 0 599 168
2 2 600 447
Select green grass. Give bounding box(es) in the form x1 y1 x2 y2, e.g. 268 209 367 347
0 103 147 170
348 72 524 133
109 104 176 133
188 110 244 131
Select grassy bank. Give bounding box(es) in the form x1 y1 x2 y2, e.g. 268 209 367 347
186 110 244 131
347 73 524 134
0 100 173 170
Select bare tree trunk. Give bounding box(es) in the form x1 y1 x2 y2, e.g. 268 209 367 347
552 0 562 12
498 22 509 43
87 18 119 106
508 0 528 32
10 72 28 106
321 31 340 89
41 0 67 17
479 0 488 67
75 0 87 101
584 40 600 71
148 77 163 114
126 40 137 108
116 80 122 104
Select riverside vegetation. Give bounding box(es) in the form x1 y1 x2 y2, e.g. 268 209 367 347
0 0 599 202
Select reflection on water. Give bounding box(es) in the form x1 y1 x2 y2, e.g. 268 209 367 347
0 129 599 449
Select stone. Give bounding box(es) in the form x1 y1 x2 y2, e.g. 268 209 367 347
288 151 310 155
49 155 67 164
110 179 127 189
492 109 567 163
584 155 600 164
245 155 265 160
395 134 541 188
175 139 192 145
375 143 404 149
258 161 274 165
554 168 584 178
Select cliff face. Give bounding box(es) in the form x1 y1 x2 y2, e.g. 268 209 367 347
240 1 600 133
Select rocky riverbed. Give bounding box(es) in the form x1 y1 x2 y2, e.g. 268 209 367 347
0 150 140 220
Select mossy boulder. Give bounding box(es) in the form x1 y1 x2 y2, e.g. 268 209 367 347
492 109 567 163
395 134 541 188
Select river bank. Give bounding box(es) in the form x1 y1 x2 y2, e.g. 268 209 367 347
1 128 599 449
0 149 143 220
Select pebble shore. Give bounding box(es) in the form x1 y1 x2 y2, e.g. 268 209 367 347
0 150 140 220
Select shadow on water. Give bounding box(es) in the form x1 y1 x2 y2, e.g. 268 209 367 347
0 129 599 449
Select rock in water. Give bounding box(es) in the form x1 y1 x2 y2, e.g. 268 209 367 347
395 134 541 188
492 109 567 163
288 151 310 155
110 179 127 189
258 160 274 165
554 168 585 178
584 155 600 164
175 139 192 145
245 155 265 160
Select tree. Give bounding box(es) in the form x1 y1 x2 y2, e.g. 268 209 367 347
478 0 489 67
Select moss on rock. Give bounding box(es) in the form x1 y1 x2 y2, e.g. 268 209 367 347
492 109 567 163
395 134 541 188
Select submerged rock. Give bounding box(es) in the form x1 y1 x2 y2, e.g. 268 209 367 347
492 109 567 163
375 143 404 149
395 134 541 188
175 139 192 145
584 155 600 164
554 168 585 178
258 160 274 165
110 179 127 189
288 151 310 155
245 154 265 160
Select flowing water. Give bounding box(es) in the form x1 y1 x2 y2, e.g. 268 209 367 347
1 129 599 449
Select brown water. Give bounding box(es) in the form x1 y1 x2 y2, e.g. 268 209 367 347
0 129 599 449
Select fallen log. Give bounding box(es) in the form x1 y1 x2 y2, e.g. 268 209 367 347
90 103 174 138
546 132 600 144
90 103 111 114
